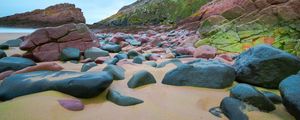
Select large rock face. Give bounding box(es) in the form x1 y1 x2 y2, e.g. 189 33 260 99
92 0 211 28
279 74 300 119
162 60 235 89
234 45 300 88
192 0 300 56
20 23 99 62
0 71 113 101
0 3 85 28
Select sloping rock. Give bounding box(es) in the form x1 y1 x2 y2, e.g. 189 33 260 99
1 38 23 47
230 84 276 112
106 89 143 106
103 65 125 80
0 71 113 100
0 57 36 73
20 23 99 61
0 3 85 27
84 47 109 60
220 97 249 120
81 62 97 72
279 74 300 119
234 45 300 88
127 70 156 88
162 60 235 89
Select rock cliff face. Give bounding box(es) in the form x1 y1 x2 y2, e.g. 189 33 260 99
92 0 211 28
0 3 85 28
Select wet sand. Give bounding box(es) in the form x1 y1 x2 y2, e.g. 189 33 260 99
0 37 295 120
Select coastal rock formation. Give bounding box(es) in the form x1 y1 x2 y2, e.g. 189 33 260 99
191 0 300 56
234 45 300 88
106 89 144 106
20 23 99 62
0 71 113 101
0 3 85 27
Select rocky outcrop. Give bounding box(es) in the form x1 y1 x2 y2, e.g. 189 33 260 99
0 3 85 28
20 23 99 62
191 0 300 56
92 0 211 28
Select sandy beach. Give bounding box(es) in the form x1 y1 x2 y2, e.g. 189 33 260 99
0 35 295 120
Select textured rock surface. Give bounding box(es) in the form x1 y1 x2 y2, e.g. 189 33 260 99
279 74 300 119
0 71 113 100
0 3 85 27
106 89 143 106
20 23 99 61
162 60 235 89
234 45 300 88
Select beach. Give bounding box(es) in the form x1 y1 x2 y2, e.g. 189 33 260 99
0 34 295 120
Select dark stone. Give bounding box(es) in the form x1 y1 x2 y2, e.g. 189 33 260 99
133 56 143 64
114 53 128 60
0 57 36 73
220 97 248 120
106 89 143 106
262 91 282 104
58 99 84 111
0 71 113 100
1 39 23 47
279 75 300 119
234 44 300 89
103 65 125 80
145 62 157 67
101 44 121 53
209 107 223 118
128 50 139 59
0 45 9 50
230 83 276 112
104 58 119 65
156 59 183 68
84 47 109 60
162 60 235 89
0 50 7 59
60 47 81 61
128 70 156 88
81 62 97 72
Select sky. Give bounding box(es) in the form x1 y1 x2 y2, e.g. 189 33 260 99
0 0 136 24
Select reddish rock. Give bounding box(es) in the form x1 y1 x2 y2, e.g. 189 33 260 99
95 56 110 64
0 3 85 28
110 34 126 43
14 62 64 74
175 47 195 55
58 99 84 111
0 70 14 80
20 23 99 62
148 54 161 61
194 45 217 59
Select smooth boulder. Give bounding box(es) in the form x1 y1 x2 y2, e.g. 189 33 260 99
101 44 121 53
128 70 156 88
0 57 36 73
234 44 300 88
58 99 84 111
220 97 248 120
162 60 235 89
0 71 113 100
1 38 23 47
279 75 300 119
60 47 81 61
106 89 143 106
81 62 97 72
84 47 109 60
230 84 275 112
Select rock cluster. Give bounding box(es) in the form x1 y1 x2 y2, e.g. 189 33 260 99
0 3 85 27
20 23 99 61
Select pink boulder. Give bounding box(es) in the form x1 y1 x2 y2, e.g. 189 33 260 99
58 99 84 111
193 45 217 59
